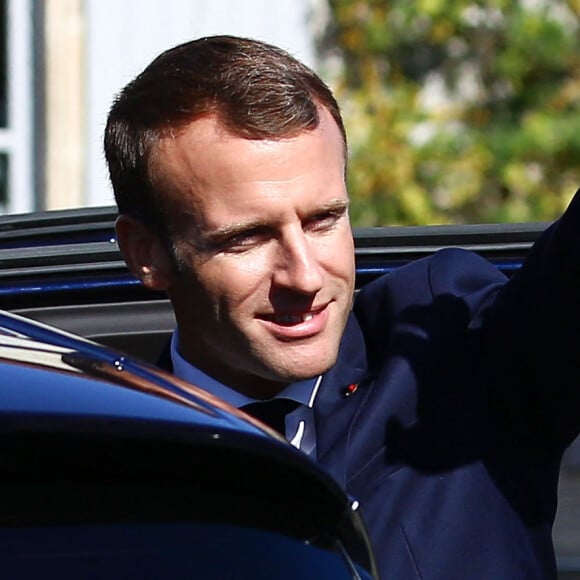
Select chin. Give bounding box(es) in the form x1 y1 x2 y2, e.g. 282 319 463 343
271 353 337 383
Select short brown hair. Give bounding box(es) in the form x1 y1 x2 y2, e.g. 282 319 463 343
104 35 346 230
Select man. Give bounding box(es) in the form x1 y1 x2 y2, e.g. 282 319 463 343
105 35 580 578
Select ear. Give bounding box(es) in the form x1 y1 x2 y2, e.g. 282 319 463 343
114 214 175 291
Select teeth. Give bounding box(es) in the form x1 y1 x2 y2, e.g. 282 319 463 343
274 312 314 324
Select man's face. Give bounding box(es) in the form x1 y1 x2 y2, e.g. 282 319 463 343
154 108 355 398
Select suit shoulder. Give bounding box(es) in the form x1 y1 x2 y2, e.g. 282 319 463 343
357 248 504 304
427 247 507 296
353 248 506 335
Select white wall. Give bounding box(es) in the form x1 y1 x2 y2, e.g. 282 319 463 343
85 0 317 207
2 0 33 213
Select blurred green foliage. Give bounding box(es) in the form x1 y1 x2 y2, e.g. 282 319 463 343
319 0 580 225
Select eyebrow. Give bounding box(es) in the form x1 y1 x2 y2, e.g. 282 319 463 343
203 198 350 243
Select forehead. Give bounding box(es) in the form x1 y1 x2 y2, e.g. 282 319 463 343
151 108 347 221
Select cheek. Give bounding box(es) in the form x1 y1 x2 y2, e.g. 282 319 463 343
202 256 270 308
320 231 355 279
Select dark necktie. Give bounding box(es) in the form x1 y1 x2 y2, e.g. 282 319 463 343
241 399 300 437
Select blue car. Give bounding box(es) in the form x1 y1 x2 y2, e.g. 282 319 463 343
0 309 377 579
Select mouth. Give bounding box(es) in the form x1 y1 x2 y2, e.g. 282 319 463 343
258 304 329 335
269 312 315 325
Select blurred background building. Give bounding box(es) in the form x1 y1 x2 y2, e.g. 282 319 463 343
0 0 320 214
1 0 579 227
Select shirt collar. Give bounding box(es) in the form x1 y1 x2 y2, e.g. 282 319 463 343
170 330 320 408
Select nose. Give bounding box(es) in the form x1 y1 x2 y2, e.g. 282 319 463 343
272 228 324 294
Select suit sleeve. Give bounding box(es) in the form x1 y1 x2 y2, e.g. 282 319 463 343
479 188 580 450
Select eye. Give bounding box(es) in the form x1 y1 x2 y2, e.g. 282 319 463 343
219 227 270 253
305 207 347 232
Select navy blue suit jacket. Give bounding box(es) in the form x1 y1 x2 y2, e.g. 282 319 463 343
312 191 580 578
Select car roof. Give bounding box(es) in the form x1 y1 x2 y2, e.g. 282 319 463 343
0 308 316 474
0 309 253 422
0 308 379 577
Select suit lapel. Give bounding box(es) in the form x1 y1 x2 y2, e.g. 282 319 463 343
314 313 374 486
